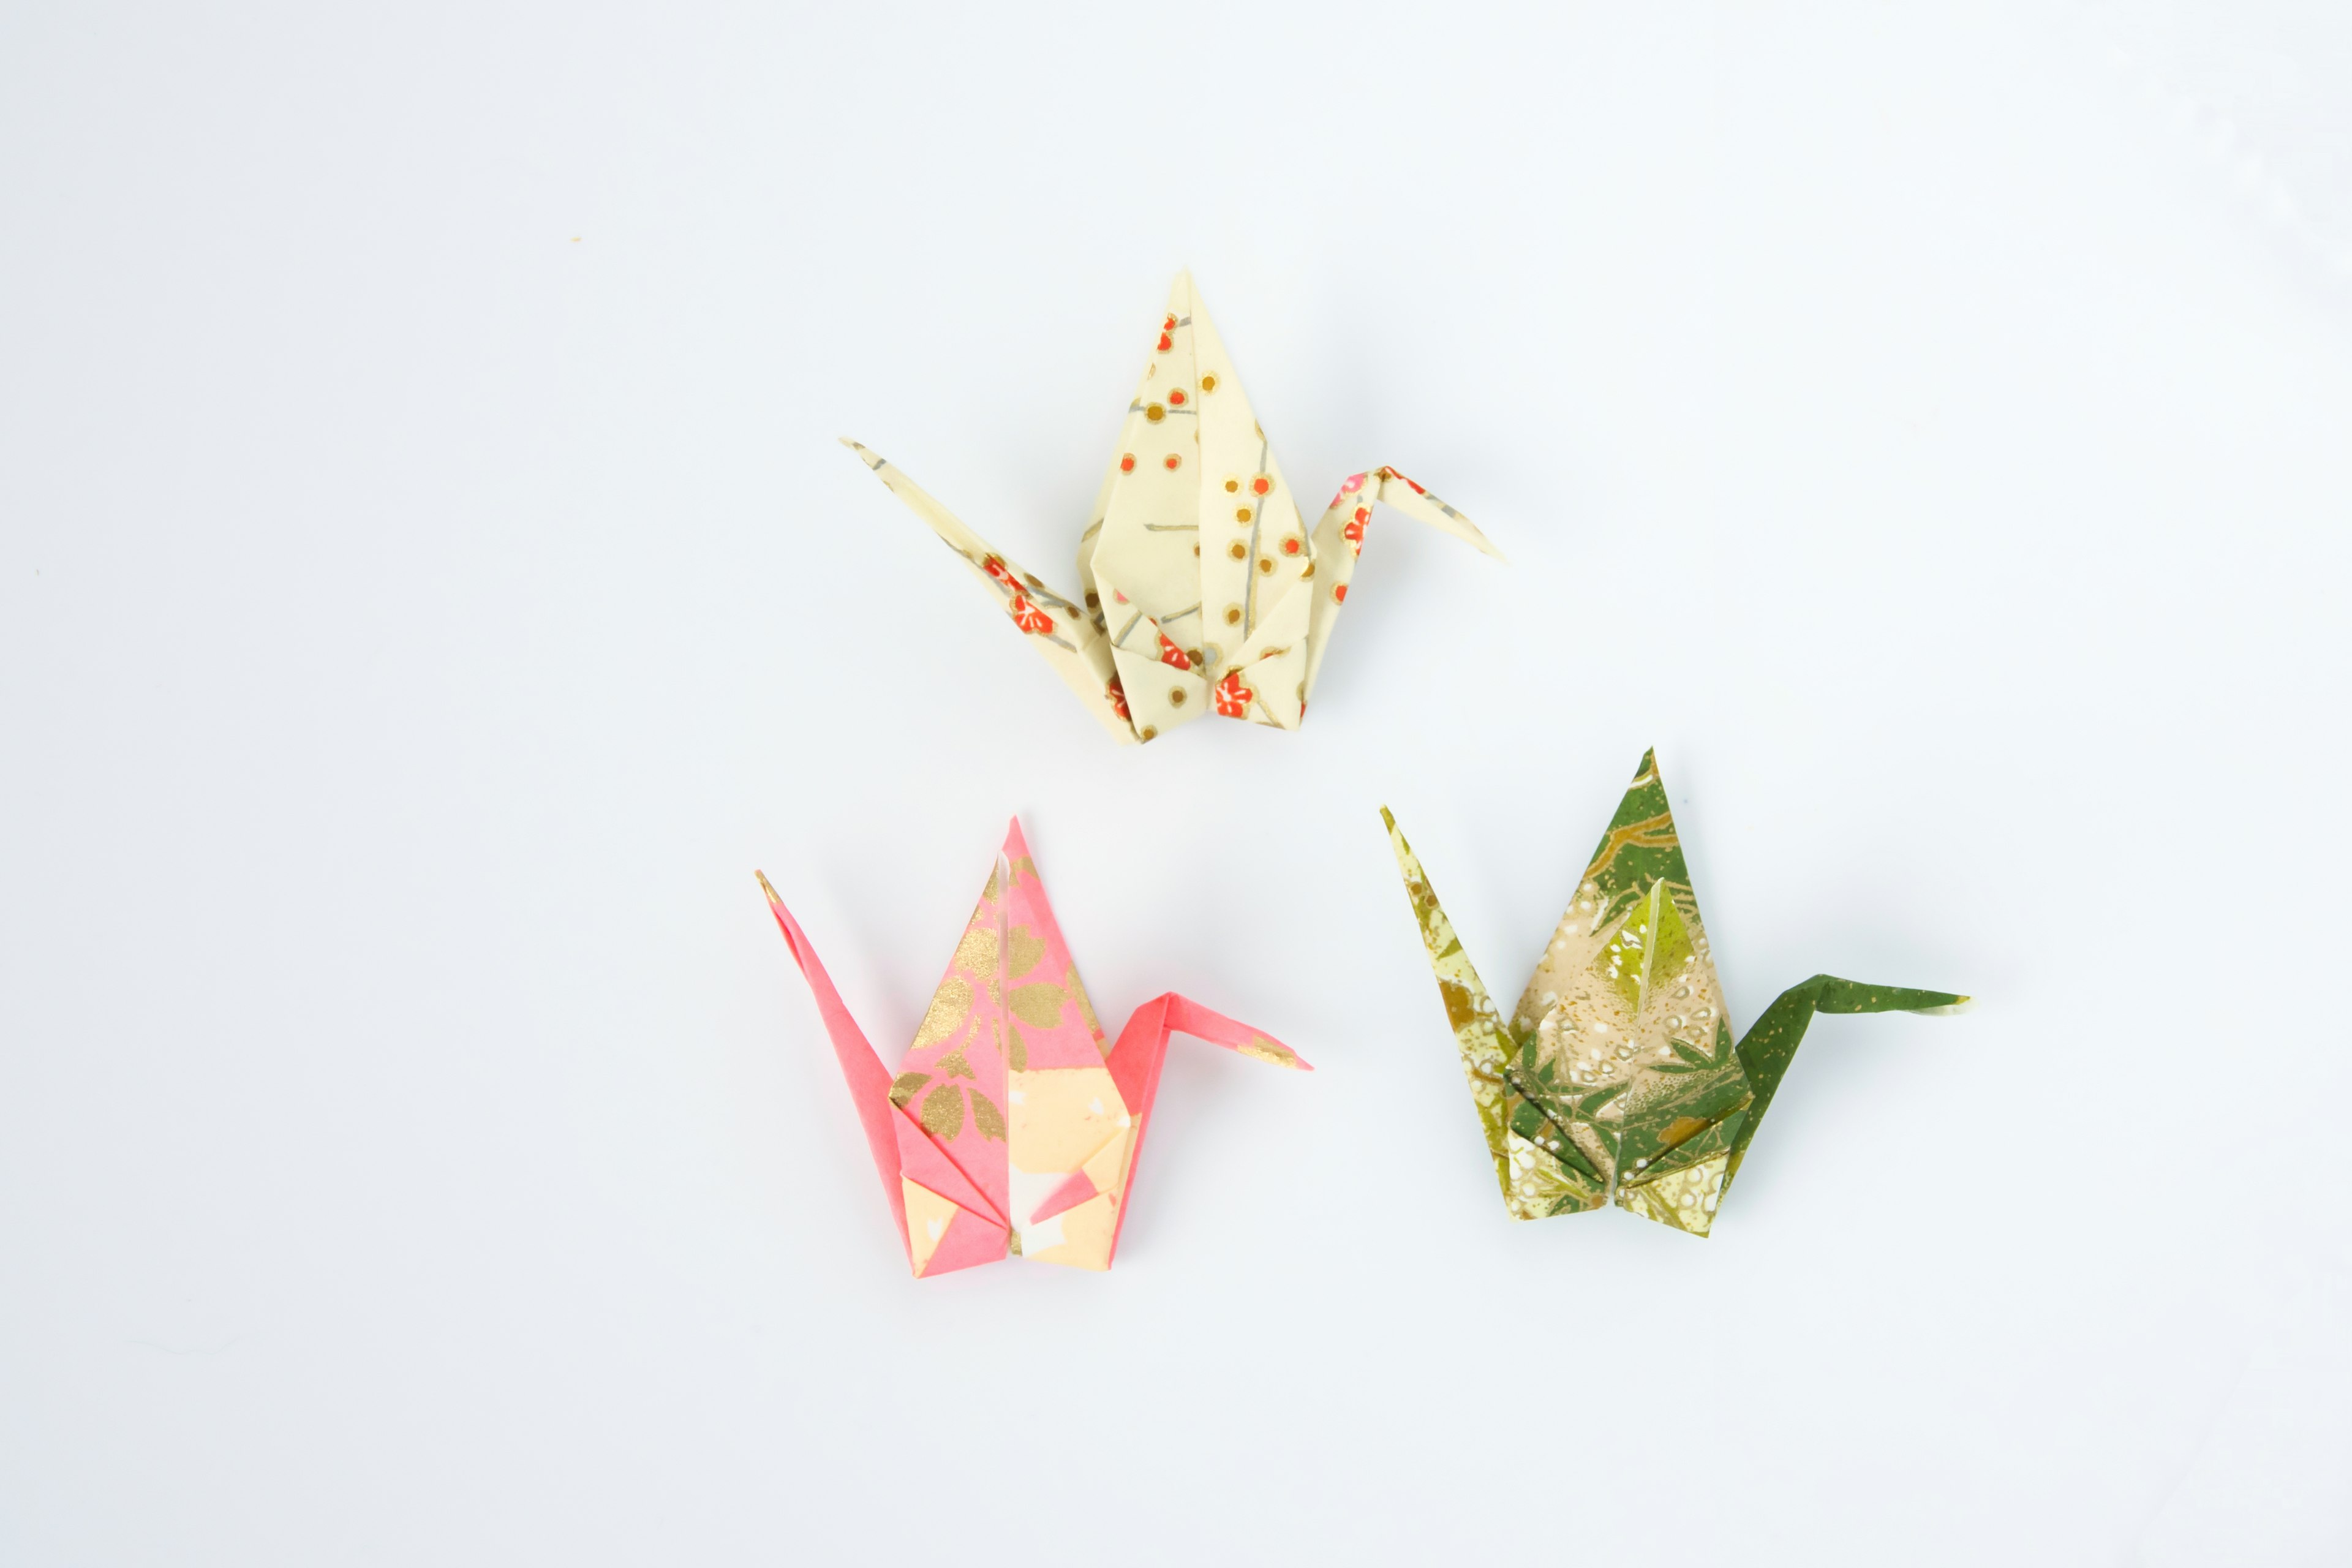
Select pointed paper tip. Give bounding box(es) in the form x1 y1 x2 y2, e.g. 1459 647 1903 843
1240 1036 1313 1072
1918 995 1973 1016
754 869 782 906
1378 805 1398 831
1455 520 1509 564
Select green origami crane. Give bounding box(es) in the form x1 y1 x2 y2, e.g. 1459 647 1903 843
1381 750 1967 1235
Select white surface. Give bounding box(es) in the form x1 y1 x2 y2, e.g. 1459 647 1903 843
4 4 2348 1563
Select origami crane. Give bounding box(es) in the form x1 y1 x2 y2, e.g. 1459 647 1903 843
843 270 1504 744
1382 751 1966 1235
758 820 1309 1276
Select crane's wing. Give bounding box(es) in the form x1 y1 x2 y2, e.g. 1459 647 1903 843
1381 809 1606 1219
758 871 1010 1276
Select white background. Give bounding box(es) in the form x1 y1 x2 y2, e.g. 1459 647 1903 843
4 3 2348 1562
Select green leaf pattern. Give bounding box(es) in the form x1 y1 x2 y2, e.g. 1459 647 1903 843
1384 750 1966 1237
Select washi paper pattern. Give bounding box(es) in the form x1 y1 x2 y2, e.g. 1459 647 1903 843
844 270 1503 744
1382 750 1967 1235
760 818 1308 1276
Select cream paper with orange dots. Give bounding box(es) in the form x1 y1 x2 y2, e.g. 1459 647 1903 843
843 271 1504 744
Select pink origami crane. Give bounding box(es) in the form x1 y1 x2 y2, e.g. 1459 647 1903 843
758 820 1310 1276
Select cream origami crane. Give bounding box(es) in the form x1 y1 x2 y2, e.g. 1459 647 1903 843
759 820 1309 1276
1383 751 1967 1235
843 271 1504 743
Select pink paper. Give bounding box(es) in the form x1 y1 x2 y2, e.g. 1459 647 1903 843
759 820 1309 1276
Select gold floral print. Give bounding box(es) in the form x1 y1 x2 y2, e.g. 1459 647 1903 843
1008 981 1067 1028
909 975 972 1053
918 1082 965 1141
970 1090 1007 1144
1006 924 1047 981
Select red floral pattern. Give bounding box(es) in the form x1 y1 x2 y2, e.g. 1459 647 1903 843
1008 593 1054 635
1213 669 1254 718
845 273 1497 751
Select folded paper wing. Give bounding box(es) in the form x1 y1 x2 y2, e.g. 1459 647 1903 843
845 270 1503 745
756 872 1009 1274
1381 750 1966 1235
760 820 1308 1276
